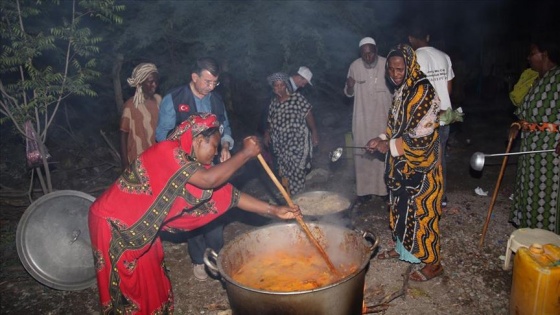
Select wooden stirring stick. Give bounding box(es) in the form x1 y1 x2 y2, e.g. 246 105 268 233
257 154 341 277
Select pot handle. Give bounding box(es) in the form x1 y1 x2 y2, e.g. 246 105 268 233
357 230 379 254
203 248 220 274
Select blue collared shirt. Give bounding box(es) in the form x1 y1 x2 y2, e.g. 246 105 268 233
155 92 234 149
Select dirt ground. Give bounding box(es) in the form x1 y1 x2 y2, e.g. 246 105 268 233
1 95 523 314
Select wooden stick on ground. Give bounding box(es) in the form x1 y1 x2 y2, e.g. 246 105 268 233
256 154 341 277
363 265 412 314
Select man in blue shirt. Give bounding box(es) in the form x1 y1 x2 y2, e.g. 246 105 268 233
156 57 234 162
155 57 234 281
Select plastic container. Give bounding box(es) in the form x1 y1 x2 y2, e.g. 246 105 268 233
509 243 560 315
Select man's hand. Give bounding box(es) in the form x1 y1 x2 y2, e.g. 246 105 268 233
219 142 232 162
346 76 356 89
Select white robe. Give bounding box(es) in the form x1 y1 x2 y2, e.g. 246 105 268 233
344 57 392 196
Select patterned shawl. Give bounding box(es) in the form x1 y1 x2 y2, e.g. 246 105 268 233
385 44 439 173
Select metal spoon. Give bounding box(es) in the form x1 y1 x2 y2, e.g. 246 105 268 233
329 147 367 162
470 149 555 171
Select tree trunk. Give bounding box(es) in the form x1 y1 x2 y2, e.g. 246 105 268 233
112 53 124 114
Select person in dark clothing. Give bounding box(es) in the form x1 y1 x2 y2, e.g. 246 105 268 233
155 57 234 281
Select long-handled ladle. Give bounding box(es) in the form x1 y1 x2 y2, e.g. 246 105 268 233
470 149 555 171
256 154 341 277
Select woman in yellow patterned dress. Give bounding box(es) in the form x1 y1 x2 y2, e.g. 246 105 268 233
366 44 444 281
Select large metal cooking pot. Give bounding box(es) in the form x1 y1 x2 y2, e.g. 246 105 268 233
204 222 378 315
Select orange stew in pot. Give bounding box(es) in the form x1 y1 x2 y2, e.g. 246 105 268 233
231 244 358 292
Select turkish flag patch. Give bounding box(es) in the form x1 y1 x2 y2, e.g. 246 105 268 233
178 104 190 112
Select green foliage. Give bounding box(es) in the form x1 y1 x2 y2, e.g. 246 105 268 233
0 0 123 138
0 0 122 194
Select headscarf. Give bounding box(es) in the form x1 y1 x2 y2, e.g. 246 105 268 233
385 44 425 89
167 113 221 156
385 44 437 142
267 72 291 90
127 63 158 108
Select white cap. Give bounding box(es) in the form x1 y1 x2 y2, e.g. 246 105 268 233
359 37 376 47
297 66 313 86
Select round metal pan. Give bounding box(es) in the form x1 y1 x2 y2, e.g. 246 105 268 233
16 190 96 291
292 191 351 216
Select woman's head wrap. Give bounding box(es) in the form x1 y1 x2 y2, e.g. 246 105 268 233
385 44 424 88
167 113 221 156
127 63 158 108
266 72 291 89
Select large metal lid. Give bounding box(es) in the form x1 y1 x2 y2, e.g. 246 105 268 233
16 190 96 291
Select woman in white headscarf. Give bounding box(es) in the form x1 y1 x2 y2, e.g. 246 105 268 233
120 63 161 168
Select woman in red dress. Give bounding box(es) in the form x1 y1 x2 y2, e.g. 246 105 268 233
89 113 300 314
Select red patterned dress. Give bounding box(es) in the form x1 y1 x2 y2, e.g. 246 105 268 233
89 139 240 314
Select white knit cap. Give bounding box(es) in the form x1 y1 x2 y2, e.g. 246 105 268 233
297 66 313 86
359 37 376 47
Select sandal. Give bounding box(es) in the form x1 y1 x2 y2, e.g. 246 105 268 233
377 249 400 260
409 264 444 282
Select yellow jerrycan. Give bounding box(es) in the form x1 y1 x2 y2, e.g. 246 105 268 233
509 243 560 315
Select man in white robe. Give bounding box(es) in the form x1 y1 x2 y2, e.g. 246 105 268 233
344 37 392 202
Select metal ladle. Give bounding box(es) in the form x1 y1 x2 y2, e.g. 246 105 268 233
330 146 367 162
470 149 555 171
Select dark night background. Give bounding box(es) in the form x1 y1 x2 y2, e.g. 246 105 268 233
1 0 559 188
1 2 559 313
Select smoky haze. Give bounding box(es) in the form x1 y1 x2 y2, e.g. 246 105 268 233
2 0 558 165
111 0 557 130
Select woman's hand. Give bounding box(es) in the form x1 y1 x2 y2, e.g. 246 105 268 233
509 122 521 142
268 204 301 220
312 132 319 147
263 130 271 147
241 136 261 158
366 137 389 154
376 140 389 154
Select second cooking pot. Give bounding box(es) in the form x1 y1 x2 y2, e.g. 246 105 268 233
292 191 352 221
